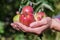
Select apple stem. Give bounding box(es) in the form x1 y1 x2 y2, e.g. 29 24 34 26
30 1 33 7
19 5 22 13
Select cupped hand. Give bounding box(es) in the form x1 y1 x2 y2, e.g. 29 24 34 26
11 16 51 35
30 17 51 28
11 22 49 35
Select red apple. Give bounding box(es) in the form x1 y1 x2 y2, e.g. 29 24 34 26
20 13 35 26
30 12 46 28
34 12 46 21
22 6 33 14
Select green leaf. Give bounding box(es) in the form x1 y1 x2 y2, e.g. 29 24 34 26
42 3 54 12
14 34 25 40
25 1 30 6
0 21 5 33
34 5 41 13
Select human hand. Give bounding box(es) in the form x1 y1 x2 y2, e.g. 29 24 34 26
30 17 51 28
11 17 51 35
50 18 60 31
11 22 49 35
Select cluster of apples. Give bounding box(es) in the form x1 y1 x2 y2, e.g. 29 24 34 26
13 6 46 27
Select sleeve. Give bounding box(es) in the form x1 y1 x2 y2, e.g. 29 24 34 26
52 13 60 19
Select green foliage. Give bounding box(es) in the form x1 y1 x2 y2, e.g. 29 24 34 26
0 0 60 40
14 33 25 40
0 21 5 33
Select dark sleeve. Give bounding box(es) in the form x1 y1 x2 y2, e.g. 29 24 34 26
52 13 60 18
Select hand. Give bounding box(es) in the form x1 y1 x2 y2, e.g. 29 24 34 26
11 17 51 35
30 17 51 28
50 18 60 31
11 22 49 35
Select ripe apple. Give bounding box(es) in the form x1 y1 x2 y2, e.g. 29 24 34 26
30 12 46 28
13 14 20 22
34 12 46 21
22 6 33 14
19 13 35 26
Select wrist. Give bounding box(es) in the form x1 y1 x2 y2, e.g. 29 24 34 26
50 19 60 30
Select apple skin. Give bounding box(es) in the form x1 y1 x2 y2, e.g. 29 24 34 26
34 12 46 21
13 14 20 22
19 6 34 26
19 13 35 26
29 12 46 28
22 6 34 14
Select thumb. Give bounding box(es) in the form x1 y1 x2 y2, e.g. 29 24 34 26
30 17 51 28
30 21 42 28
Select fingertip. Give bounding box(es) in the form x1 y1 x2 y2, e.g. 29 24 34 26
29 23 34 27
16 11 20 14
11 23 14 26
11 23 17 27
29 23 32 27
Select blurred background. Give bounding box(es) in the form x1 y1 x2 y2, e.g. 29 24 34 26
0 0 60 40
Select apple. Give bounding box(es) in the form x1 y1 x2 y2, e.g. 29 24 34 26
19 13 35 26
29 12 46 28
34 12 46 21
22 6 33 14
13 14 20 22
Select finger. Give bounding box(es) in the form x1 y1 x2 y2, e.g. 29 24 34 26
32 24 49 35
16 22 40 33
11 23 17 28
14 22 29 32
11 23 20 31
16 11 20 14
30 17 51 28
30 18 48 28
13 23 21 31
30 21 44 28
14 23 26 32
41 17 51 24
15 22 49 35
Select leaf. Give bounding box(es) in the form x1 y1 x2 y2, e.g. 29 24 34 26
42 3 54 12
14 34 25 40
0 21 5 33
25 1 30 6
